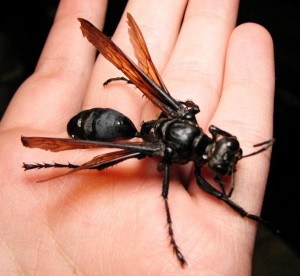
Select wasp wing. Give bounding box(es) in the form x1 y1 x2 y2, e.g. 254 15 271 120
127 13 169 93
35 150 145 182
21 136 162 155
78 17 182 117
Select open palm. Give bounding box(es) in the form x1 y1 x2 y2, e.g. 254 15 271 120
0 0 274 274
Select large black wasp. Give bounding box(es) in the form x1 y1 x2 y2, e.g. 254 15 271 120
22 13 274 267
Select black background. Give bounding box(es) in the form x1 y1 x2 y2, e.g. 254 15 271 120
1 1 299 274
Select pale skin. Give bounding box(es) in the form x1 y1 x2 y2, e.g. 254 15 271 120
0 0 274 274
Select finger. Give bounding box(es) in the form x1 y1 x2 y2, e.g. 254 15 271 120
82 0 188 123
163 0 240 125
208 23 275 212
1 0 107 132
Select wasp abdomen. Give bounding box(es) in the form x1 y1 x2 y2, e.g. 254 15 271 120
67 108 138 141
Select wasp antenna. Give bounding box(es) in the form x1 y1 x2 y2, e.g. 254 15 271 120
242 138 275 159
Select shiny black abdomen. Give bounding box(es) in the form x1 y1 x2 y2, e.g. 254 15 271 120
67 108 138 141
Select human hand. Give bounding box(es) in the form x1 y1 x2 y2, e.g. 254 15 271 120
0 0 274 274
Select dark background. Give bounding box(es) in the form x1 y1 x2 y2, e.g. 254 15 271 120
0 1 299 274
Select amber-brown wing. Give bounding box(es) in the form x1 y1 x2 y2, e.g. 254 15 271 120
36 150 145 182
78 17 182 117
21 136 162 155
127 13 169 93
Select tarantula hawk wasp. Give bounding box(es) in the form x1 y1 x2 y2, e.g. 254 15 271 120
21 13 275 267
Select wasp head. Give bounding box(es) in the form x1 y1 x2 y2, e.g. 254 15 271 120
207 137 243 177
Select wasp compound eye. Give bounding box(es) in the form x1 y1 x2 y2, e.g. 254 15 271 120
226 138 240 151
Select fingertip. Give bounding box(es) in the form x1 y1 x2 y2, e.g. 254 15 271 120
225 22 275 88
234 22 273 45
212 22 275 147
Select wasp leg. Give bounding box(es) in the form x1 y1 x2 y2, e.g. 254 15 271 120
161 162 187 267
214 171 235 198
23 151 146 183
23 162 78 170
194 166 278 233
214 177 227 197
227 170 235 198
103 77 133 87
178 100 200 116
209 125 236 141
